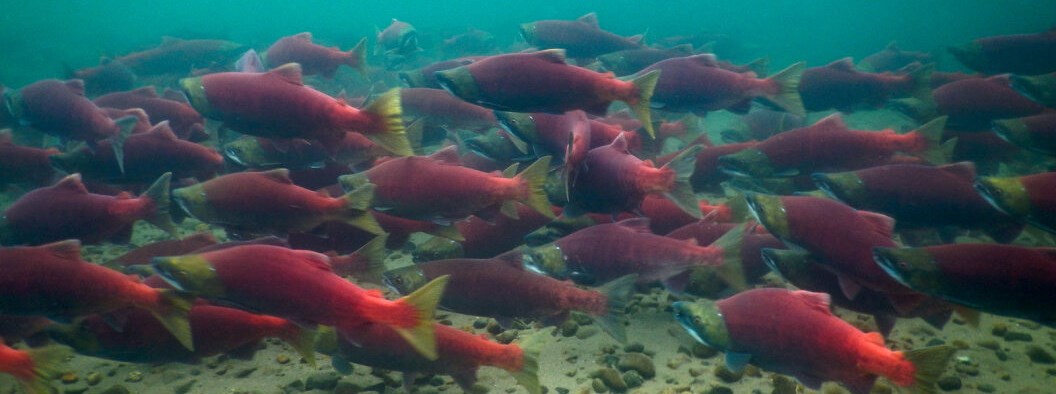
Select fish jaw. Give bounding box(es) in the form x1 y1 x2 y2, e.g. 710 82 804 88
811 171 867 204
718 148 778 177
743 193 792 240
871 247 943 293
671 300 732 350
974 176 1031 217
381 265 429 296
522 243 568 279
152 255 226 298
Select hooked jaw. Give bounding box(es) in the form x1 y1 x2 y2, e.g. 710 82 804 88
742 193 791 240
151 255 226 298
810 172 866 203
522 244 568 279
381 266 429 296
671 301 731 350
434 68 481 104
871 247 941 292
718 149 777 178
974 176 1031 217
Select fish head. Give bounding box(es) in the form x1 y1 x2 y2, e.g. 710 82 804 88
946 42 987 73
671 300 731 350
887 97 938 123
171 184 218 223
1010 73 1056 107
495 111 538 142
974 176 1031 217
222 138 268 168
434 67 481 104
412 236 463 262
872 247 943 292
45 322 103 355
337 173 372 194
743 193 791 240
991 118 1033 149
3 88 23 123
717 149 783 178
759 247 816 282
810 171 866 204
178 76 216 118
381 265 429 295
398 70 426 88
519 23 538 44
151 255 226 297
522 243 569 279
47 150 93 174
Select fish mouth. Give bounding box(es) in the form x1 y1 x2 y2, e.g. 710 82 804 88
810 173 838 198
759 248 784 276
222 146 247 167
871 247 912 287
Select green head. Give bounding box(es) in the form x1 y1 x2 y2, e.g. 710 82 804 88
871 247 943 293
495 111 539 143
811 171 867 205
434 67 481 103
1010 73 1056 107
47 149 94 175
179 76 219 119
743 193 791 240
519 23 538 43
974 176 1031 217
671 300 732 350
152 255 226 298
381 265 429 296
464 130 528 161
888 97 939 123
398 70 427 88
991 118 1033 151
337 173 372 194
412 236 464 262
717 148 783 177
522 243 569 279
759 248 817 282
946 42 987 74
171 184 220 223
222 138 269 168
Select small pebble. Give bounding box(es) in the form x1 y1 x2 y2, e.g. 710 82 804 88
591 378 608 393
575 327 599 340
590 368 626 391
124 371 142 383
937 376 961 391
1026 345 1056 364
496 330 519 344
98 385 131 394
616 353 655 379
770 375 798 394
275 354 291 364
623 343 645 353
60 372 78 384
85 372 102 386
713 365 743 383
991 323 1008 337
705 386 733 394
621 370 643 388
560 320 579 337
977 383 996 393
1003 331 1033 342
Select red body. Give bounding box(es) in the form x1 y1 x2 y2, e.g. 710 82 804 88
799 59 919 112
667 222 783 283
0 343 37 384
54 123 223 183
522 15 641 60
2 175 161 245
932 75 1052 130
94 86 206 140
569 136 674 214
641 55 776 114
0 132 57 188
1020 172 1056 230
953 30 1056 75
265 33 363 77
15 80 122 143
455 204 557 259
111 232 219 267
401 88 497 131
716 289 917 393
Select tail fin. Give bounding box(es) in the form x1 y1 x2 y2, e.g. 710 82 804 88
905 345 956 393
514 156 555 219
363 89 411 156
346 37 369 75
18 345 69 394
391 275 450 360
141 172 178 237
149 289 195 351
405 118 425 155
341 184 384 235
909 116 949 164
743 57 770 77
277 324 318 367
356 234 390 279
111 114 139 175
762 62 806 116
708 224 747 291
905 63 935 101
661 145 704 219
592 274 637 343
625 69 661 138
509 332 544 394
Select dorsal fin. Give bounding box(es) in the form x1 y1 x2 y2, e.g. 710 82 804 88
532 49 567 64
792 290 832 314
160 36 180 46
493 250 525 269
576 12 599 29
161 88 191 104
672 44 694 55
293 32 313 41
147 121 179 140
64 79 86 96
857 210 895 239
609 133 629 153
428 145 462 165
130 86 159 97
615 217 652 233
884 41 899 52
41 239 83 260
687 54 719 67
258 168 294 184
826 57 857 71
812 113 848 131
54 174 89 194
937 161 976 181
268 63 304 85
986 74 1012 85
296 250 334 272
626 34 644 45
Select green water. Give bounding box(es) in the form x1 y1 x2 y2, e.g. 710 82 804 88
2 1 1054 86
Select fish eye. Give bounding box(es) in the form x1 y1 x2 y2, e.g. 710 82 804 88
899 261 910 270
392 277 403 285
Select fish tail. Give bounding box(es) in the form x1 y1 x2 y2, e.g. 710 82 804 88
110 114 139 175
508 332 544 394
708 223 747 291
514 156 556 219
762 62 806 116
405 118 425 155
903 345 956 393
141 172 179 237
277 323 318 368
16 346 69 394
626 69 660 138
592 274 638 343
908 116 949 164
357 234 390 279
362 88 412 156
148 289 196 351
388 275 450 360
346 37 369 75
341 183 385 235
905 62 935 101
660 145 704 219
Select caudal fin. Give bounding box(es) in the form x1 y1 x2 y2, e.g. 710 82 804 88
513 156 556 219
277 324 318 367
363 89 412 156
625 69 661 138
356 234 390 279
904 345 956 394
904 62 935 101
141 172 178 237
661 145 704 219
909 116 949 164
149 289 195 351
391 275 450 360
708 224 747 291
592 274 637 343
762 62 805 116
346 37 369 75
509 332 544 394
341 183 384 235
17 346 69 394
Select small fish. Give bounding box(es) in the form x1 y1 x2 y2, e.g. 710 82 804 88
520 13 642 60
857 42 934 73
672 288 955 394
948 28 1056 75
798 58 932 112
94 85 206 141
992 113 1056 155
0 129 59 189
265 32 367 77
